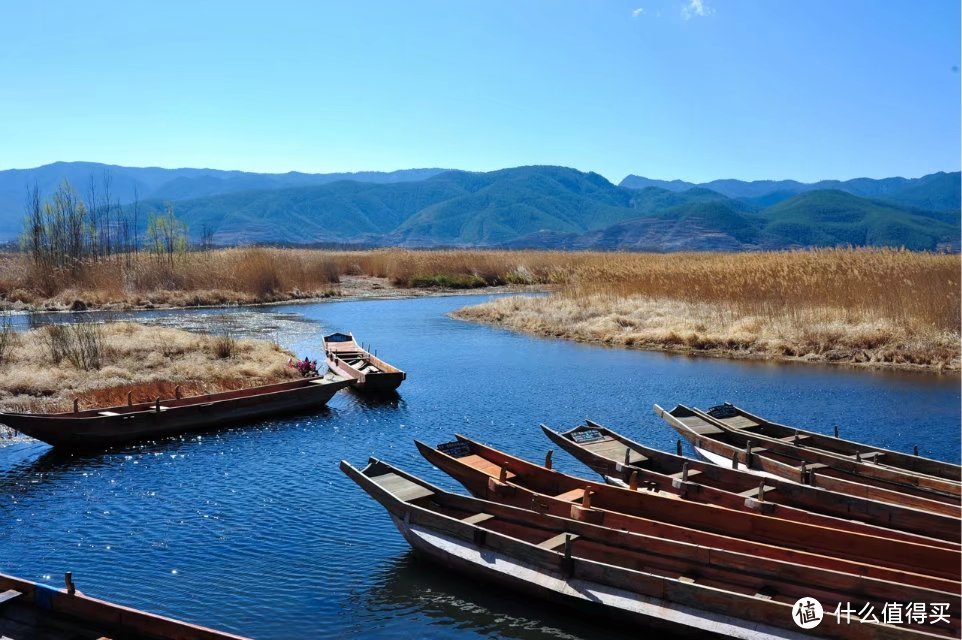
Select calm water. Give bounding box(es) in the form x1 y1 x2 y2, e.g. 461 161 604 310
1 295 959 639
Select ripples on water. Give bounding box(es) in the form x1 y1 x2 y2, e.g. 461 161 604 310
1 295 959 639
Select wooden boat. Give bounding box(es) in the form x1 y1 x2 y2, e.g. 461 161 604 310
323 332 406 393
0 374 352 448
657 404 962 517
416 436 961 590
342 457 959 639
699 403 961 484
0 571 248 639
542 421 960 545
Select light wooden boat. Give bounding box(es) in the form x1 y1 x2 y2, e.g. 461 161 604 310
699 403 961 484
415 436 961 590
323 332 405 393
0 374 352 448
542 421 960 545
657 404 962 517
342 457 958 639
0 571 248 640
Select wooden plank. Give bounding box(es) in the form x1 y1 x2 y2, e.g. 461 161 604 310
0 588 22 605
777 434 810 443
668 469 702 480
737 485 775 499
460 454 516 480
461 512 495 525
716 416 759 429
371 472 434 502
537 532 578 550
555 488 585 502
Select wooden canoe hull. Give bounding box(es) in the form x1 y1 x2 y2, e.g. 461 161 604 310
658 404 962 517
326 358 405 392
702 403 961 483
323 332 406 393
694 405 961 498
542 422 961 545
0 572 248 640
342 458 957 640
0 376 352 448
416 437 961 589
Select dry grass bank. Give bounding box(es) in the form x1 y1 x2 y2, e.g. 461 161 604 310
0 322 299 414
0 247 958 369
452 249 961 372
0 247 561 310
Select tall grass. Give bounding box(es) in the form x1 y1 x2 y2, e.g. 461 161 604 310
0 247 957 339
452 249 960 370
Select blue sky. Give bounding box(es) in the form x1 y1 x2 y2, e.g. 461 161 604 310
1 1 958 182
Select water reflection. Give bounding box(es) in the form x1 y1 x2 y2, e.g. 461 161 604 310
357 553 650 640
0 293 958 639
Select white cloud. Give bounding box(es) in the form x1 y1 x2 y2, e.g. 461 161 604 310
681 0 713 19
631 7 645 17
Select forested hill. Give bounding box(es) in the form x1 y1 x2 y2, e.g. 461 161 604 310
0 163 957 251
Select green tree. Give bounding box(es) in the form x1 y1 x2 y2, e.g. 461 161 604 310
145 204 188 264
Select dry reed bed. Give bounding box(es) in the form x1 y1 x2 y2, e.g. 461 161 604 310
0 248 562 310
0 322 299 413
0 246 957 369
452 250 961 371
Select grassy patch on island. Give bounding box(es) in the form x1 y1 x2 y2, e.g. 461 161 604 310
0 322 300 414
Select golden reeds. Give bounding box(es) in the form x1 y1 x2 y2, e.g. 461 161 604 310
452 249 961 370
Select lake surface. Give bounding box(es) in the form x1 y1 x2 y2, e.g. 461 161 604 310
1 294 959 639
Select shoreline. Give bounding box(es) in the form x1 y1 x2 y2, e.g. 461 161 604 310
451 296 961 375
0 276 548 314
0 322 302 415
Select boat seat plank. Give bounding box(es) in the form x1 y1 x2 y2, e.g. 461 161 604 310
461 512 495 525
0 589 22 605
778 434 810 443
459 454 517 480
852 451 884 461
582 439 648 464
668 469 702 480
371 472 434 502
555 488 586 502
677 417 724 435
804 463 829 470
98 411 121 417
538 533 578 550
716 416 759 429
738 485 776 498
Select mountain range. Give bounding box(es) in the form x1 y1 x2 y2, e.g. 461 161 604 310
0 162 958 251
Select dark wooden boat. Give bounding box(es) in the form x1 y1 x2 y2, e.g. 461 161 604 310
0 571 248 640
342 457 958 639
657 404 962 517
542 421 961 545
0 374 352 448
699 403 961 487
416 436 961 590
323 332 405 393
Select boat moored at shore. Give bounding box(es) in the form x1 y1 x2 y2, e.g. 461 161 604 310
0 374 352 448
324 332 406 393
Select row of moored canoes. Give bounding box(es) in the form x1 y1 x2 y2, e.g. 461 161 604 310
344 402 962 640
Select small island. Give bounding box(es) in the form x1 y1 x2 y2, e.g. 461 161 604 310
0 322 300 417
